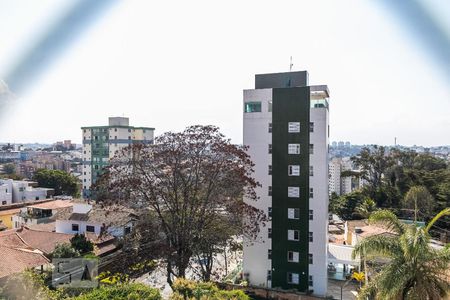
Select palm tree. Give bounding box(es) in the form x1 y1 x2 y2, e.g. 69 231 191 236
352 208 450 299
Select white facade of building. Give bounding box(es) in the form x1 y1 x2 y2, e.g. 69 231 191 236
0 180 13 205
0 179 52 206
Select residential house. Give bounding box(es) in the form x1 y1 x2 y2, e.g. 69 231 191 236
12 200 73 229
55 201 137 238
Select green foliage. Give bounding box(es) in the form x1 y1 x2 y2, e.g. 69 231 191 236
52 243 80 258
171 278 250 300
33 169 80 197
349 148 450 228
97 271 129 285
352 208 450 299
0 270 61 300
70 234 94 254
71 283 161 300
403 186 434 221
329 191 365 220
3 163 15 174
354 198 378 219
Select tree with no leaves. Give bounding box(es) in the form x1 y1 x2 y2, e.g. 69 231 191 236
98 125 266 284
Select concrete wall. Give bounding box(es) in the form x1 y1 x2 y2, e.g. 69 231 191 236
309 107 329 296
0 180 13 206
243 88 273 288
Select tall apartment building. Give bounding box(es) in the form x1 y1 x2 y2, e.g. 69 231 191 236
243 71 329 296
81 117 154 198
329 157 363 196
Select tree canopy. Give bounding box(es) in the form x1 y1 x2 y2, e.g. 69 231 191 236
33 169 80 197
97 125 266 284
352 209 450 299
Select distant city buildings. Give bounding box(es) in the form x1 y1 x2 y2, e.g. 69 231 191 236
328 157 364 196
81 117 155 198
243 71 329 296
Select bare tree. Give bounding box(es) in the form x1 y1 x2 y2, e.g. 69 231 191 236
98 125 266 284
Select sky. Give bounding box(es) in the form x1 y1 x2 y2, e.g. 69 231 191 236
0 0 449 147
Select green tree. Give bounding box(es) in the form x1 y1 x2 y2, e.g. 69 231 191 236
354 198 378 219
403 186 434 222
3 163 15 174
329 191 365 220
70 234 94 254
33 169 80 197
100 125 266 285
352 209 450 299
52 243 80 258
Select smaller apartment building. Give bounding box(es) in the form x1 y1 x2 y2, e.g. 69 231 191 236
81 117 155 198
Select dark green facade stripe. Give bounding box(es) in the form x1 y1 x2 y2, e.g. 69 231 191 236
271 86 310 291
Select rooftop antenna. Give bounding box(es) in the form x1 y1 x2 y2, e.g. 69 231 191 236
290 56 293 72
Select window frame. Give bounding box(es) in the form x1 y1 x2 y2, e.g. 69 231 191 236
288 122 301 133
244 101 262 113
72 224 79 232
288 165 300 176
288 144 300 155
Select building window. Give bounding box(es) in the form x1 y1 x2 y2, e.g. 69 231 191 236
268 186 272 196
288 122 300 133
268 207 272 219
287 251 299 262
308 275 313 287
268 100 273 112
308 253 313 264
288 144 300 154
114 128 117 132
268 144 272 154
288 230 299 241
268 123 272 133
309 188 314 198
288 208 300 219
128 136 131 140
128 129 131 132
268 249 272 260
267 270 272 281
72 224 79 232
244 102 262 113
309 210 314 220
309 122 314 133
288 165 300 176
268 228 272 239
309 166 314 176
268 165 272 175
309 144 314 154
287 272 299 284
309 232 313 242
288 187 299 198
84 129 86 133
86 225 95 233
2 201 6 205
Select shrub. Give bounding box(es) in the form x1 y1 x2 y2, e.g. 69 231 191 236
72 283 161 300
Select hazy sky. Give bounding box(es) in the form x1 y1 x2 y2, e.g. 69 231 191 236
0 0 449 146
